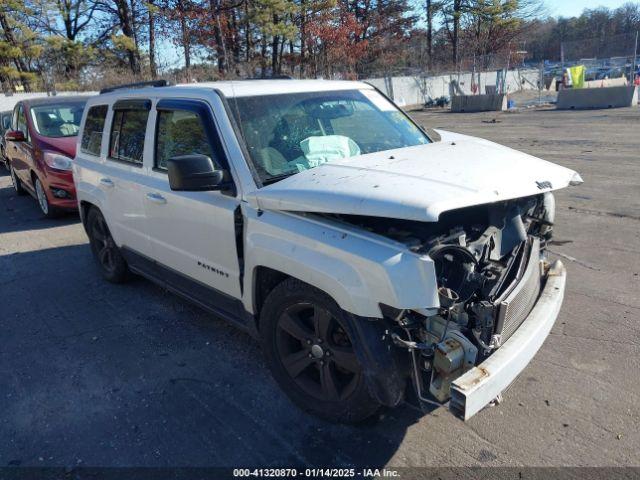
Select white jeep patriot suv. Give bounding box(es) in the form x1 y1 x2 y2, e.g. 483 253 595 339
74 79 582 423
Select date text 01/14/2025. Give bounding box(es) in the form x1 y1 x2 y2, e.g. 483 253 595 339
232 468 400 478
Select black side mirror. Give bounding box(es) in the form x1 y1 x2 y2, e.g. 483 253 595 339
166 154 232 192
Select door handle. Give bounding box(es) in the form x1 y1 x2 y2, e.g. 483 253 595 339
99 178 114 188
146 192 167 205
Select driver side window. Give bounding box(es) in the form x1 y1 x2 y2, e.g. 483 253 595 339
155 109 216 171
14 105 29 141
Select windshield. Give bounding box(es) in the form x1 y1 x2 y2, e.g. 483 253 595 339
30 102 86 138
231 89 430 184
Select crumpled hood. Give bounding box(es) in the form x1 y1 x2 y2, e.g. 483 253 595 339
249 130 582 222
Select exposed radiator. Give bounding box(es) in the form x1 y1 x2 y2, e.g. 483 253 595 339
495 238 542 342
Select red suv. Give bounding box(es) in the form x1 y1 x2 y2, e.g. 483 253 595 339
5 96 89 217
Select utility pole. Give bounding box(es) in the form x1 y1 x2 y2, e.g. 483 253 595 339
539 61 543 106
632 31 638 82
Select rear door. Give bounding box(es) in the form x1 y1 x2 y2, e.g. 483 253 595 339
141 98 243 309
99 99 153 257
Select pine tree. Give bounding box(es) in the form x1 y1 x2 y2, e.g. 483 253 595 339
0 0 42 91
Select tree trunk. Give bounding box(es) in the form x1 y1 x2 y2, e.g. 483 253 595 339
244 0 251 63
278 37 285 74
62 4 74 40
0 75 12 94
130 0 142 61
213 21 225 74
114 0 141 74
452 0 460 65
210 0 226 74
271 14 279 75
426 0 433 70
148 0 157 78
174 0 191 80
300 0 307 78
260 35 267 77
223 11 237 75
231 9 241 73
289 40 294 75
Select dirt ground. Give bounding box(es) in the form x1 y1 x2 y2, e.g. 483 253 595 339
0 106 638 471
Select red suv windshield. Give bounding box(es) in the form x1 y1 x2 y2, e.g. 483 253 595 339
30 102 86 138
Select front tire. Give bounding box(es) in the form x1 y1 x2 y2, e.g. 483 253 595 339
86 208 130 283
34 176 59 218
9 164 26 195
260 278 380 423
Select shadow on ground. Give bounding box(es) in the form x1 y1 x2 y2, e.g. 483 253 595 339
0 182 80 234
1 242 426 467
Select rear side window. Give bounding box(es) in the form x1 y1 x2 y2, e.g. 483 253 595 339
155 110 215 170
81 105 108 156
109 106 149 165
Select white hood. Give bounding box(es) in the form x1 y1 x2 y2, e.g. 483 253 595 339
249 130 582 222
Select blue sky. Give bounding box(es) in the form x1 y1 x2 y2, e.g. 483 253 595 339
550 0 632 18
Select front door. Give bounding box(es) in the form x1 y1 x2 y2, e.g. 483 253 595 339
142 98 242 310
8 104 32 187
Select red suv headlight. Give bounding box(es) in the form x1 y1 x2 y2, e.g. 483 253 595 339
43 151 73 171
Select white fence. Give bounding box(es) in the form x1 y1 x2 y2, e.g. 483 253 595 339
0 91 98 113
0 70 541 113
364 68 540 107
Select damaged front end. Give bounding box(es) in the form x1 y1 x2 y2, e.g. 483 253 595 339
324 192 563 419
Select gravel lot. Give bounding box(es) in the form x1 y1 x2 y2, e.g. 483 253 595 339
1 106 638 470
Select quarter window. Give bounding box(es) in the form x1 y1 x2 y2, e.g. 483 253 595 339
155 109 215 170
109 108 149 165
81 105 108 156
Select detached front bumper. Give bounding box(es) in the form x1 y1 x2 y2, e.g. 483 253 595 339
449 260 566 420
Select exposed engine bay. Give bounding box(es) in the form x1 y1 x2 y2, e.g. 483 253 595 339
319 192 556 407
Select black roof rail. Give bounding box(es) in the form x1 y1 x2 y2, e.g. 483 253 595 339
100 79 173 94
244 75 294 80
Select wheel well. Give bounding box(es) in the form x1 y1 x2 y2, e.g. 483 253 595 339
253 266 290 319
79 201 97 233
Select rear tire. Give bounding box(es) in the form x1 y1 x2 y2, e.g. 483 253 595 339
260 278 380 423
9 164 26 195
86 208 130 283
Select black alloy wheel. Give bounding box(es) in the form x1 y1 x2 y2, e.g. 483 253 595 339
86 208 129 283
261 278 380 423
276 302 361 402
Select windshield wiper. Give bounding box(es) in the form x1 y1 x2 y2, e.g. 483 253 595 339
262 173 295 186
